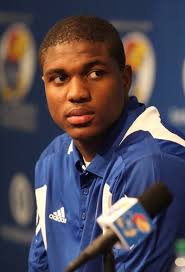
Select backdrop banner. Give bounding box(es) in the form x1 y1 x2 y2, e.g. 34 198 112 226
0 1 185 271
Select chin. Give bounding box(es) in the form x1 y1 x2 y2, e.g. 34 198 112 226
68 132 96 142
66 127 103 142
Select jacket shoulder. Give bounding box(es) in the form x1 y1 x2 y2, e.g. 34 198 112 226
39 133 71 161
34 133 71 188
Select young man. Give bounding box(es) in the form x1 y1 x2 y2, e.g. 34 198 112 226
29 16 185 272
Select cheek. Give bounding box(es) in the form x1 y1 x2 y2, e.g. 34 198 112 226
102 92 125 123
97 85 125 114
45 89 64 118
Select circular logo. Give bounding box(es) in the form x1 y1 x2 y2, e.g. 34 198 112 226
122 32 156 104
0 23 36 103
9 173 34 226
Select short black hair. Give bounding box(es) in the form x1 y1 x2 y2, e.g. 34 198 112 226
39 15 125 69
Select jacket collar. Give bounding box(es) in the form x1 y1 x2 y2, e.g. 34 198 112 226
71 96 146 177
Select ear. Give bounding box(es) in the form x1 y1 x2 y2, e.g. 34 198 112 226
122 65 132 94
42 75 45 82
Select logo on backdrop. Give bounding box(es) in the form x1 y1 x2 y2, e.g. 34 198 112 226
122 32 156 104
9 173 34 226
0 23 35 102
167 58 185 127
0 173 35 244
0 23 37 132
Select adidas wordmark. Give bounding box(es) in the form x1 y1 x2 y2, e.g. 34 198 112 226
49 207 67 223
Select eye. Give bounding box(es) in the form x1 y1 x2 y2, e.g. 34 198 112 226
47 72 68 84
88 70 105 79
53 73 68 84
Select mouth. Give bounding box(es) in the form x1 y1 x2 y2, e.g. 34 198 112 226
66 108 95 125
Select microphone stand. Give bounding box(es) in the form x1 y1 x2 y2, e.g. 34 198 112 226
64 229 117 272
103 249 115 272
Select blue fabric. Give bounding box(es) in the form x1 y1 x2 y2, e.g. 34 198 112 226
28 97 185 272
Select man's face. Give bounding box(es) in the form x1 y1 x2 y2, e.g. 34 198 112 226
42 41 131 142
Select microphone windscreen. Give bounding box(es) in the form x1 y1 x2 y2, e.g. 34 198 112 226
138 182 173 218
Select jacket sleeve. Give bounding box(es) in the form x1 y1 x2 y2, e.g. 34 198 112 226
112 151 185 272
28 157 49 272
28 216 49 272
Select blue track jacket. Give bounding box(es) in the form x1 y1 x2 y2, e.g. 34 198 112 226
28 97 185 272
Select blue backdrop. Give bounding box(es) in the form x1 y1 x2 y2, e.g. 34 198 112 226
0 1 185 271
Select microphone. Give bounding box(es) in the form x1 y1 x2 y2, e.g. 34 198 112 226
65 182 173 272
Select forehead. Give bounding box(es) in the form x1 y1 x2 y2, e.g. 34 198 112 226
42 41 113 72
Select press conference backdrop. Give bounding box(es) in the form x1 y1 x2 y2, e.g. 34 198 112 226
0 0 185 271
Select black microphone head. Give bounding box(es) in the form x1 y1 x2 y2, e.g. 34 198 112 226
138 182 173 218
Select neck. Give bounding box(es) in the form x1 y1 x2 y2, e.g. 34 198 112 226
74 134 106 162
73 105 128 161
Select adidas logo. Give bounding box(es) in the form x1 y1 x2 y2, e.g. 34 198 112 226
49 207 67 223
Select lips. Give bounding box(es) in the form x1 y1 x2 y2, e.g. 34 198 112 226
66 108 95 125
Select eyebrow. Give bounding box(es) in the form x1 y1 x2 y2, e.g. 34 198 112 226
44 59 109 78
44 68 65 78
83 60 108 71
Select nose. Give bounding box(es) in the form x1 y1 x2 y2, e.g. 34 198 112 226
67 77 91 103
